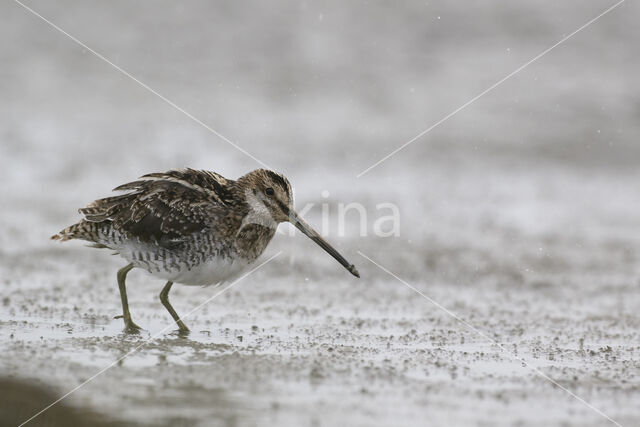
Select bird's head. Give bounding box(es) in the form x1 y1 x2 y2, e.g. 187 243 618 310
238 169 294 223
238 169 359 278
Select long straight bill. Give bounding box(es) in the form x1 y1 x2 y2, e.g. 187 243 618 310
289 211 360 278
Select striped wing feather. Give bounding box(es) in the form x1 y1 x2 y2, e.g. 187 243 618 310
78 169 237 244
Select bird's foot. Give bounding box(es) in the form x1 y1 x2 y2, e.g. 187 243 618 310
170 320 190 338
124 320 143 334
116 314 143 333
176 320 190 333
175 327 190 338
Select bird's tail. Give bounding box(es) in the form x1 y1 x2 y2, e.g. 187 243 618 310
51 220 104 243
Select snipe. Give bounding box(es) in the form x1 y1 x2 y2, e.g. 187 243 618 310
52 168 359 333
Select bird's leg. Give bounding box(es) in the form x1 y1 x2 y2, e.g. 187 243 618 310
116 263 142 333
159 281 190 333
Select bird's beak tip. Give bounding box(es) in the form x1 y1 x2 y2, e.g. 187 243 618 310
349 265 360 278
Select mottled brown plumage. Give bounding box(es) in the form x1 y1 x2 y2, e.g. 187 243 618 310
53 168 358 333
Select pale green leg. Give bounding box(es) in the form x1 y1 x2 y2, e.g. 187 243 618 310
116 263 142 333
160 281 190 333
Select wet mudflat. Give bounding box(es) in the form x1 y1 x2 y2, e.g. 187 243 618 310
2 163 640 427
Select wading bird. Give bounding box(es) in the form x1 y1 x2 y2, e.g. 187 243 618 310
52 169 359 333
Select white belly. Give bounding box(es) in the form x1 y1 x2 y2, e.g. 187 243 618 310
125 250 252 287
167 256 251 286
118 240 254 287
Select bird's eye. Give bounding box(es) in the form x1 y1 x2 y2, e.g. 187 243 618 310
265 187 275 196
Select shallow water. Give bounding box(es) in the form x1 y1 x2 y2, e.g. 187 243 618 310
3 170 640 426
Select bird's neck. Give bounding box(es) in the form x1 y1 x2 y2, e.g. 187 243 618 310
241 191 279 230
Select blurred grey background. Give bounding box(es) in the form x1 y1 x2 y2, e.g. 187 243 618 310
2 1 639 180
1 1 639 426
